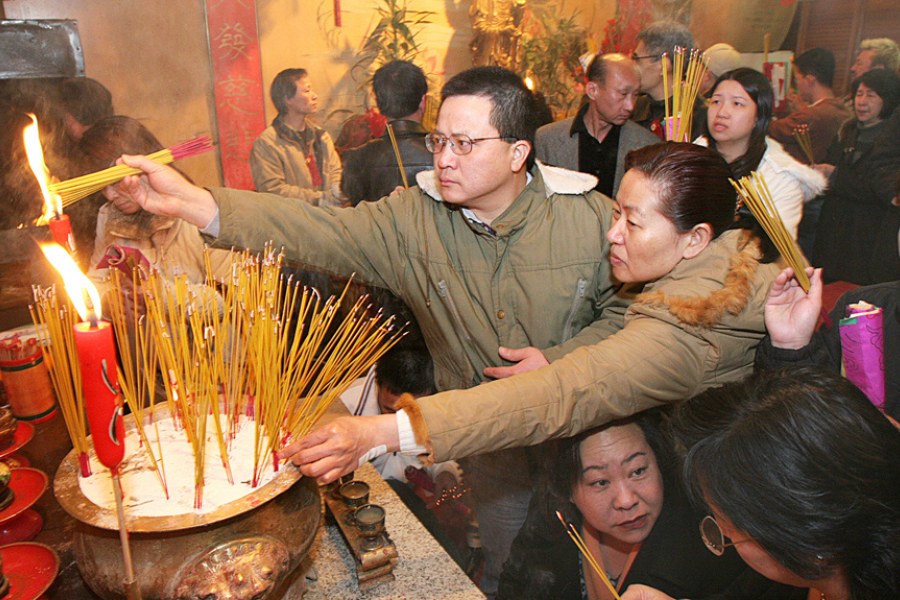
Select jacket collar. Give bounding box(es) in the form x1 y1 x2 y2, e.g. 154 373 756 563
415 160 597 202
415 162 598 235
273 116 323 145
634 230 762 328
103 204 177 241
385 119 427 138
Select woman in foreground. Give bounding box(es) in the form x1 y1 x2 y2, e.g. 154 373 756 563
285 142 781 480
499 411 803 600
623 368 900 600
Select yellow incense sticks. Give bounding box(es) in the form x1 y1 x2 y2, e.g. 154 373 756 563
104 245 404 506
792 124 815 165
731 172 810 291
48 136 213 207
556 511 622 599
385 123 409 188
29 286 91 465
662 47 708 142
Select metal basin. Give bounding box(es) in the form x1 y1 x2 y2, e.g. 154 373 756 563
53 418 321 599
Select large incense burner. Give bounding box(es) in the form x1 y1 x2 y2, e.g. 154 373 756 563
53 408 322 599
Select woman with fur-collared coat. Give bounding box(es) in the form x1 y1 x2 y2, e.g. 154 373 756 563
289 142 782 480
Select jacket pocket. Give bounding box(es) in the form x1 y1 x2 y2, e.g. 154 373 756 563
437 280 472 343
561 277 588 342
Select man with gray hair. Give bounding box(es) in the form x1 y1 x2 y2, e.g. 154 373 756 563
851 37 900 80
630 20 704 140
535 54 658 196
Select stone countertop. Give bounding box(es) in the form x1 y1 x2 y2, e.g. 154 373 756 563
294 463 484 600
22 406 484 599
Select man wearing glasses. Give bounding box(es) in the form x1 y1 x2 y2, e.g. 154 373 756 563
630 21 705 141
117 66 628 598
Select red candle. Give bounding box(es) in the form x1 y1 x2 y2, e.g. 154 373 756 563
49 214 76 254
73 319 125 471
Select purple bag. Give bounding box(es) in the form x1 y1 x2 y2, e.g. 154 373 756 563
839 302 885 410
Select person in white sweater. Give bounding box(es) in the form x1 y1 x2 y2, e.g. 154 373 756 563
696 68 826 239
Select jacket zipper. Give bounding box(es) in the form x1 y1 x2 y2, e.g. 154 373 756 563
437 280 473 343
562 278 588 341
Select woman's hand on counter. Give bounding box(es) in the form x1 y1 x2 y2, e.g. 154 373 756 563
620 584 676 600
280 414 400 483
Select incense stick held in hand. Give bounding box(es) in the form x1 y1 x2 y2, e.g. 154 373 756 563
792 124 815 165
49 136 214 206
556 511 622 600
385 123 409 189
731 172 810 291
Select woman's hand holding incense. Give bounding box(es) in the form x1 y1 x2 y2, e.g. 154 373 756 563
620 584 675 600
482 346 549 379
117 154 218 229
765 266 823 350
281 414 400 483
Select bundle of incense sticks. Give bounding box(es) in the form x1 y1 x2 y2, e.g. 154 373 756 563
49 136 214 206
556 511 622 599
29 285 92 476
792 124 815 164
731 172 810 291
662 47 708 142
385 123 409 188
107 245 404 507
106 268 169 498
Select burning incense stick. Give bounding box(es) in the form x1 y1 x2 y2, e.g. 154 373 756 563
662 47 708 142
731 172 810 291
385 123 409 188
792 124 815 164
48 136 214 207
556 511 622 600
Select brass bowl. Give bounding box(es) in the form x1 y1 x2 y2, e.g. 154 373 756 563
53 412 322 599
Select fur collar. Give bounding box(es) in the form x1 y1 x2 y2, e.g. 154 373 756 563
101 204 177 242
634 230 762 328
415 160 598 202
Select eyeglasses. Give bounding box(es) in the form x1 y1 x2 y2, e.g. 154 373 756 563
699 515 749 556
631 53 661 62
424 133 516 155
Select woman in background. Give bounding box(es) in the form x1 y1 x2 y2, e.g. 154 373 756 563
697 68 826 241
812 68 900 284
80 116 232 305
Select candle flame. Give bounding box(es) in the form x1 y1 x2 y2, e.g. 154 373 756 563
23 113 62 225
38 243 103 322
524 76 535 91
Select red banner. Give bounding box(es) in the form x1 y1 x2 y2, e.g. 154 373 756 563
205 0 267 190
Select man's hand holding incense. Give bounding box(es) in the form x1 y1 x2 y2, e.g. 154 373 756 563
281 414 400 483
765 266 823 350
117 154 218 229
